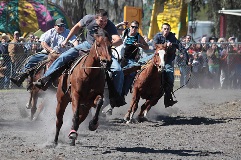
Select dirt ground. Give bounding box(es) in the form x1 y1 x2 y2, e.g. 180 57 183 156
0 88 240 160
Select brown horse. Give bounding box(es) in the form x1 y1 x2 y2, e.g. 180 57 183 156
21 57 50 121
124 43 167 123
53 28 112 146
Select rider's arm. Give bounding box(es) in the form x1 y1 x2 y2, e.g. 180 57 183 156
138 36 149 50
112 34 123 47
63 22 82 47
115 21 128 29
41 41 54 53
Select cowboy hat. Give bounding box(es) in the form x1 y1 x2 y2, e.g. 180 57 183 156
1 33 10 42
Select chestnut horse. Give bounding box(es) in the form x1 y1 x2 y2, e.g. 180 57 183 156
24 56 59 121
17 56 50 121
124 43 167 123
53 28 112 146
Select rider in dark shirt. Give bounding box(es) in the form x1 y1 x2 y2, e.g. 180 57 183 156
153 23 188 107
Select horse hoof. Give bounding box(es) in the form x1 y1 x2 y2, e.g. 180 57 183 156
26 103 31 109
126 119 136 124
104 108 113 116
123 115 130 122
137 116 148 122
89 120 99 131
45 142 57 148
69 132 78 140
69 139 76 146
126 120 131 124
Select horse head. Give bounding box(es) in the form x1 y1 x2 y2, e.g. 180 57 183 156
153 43 167 72
93 28 113 69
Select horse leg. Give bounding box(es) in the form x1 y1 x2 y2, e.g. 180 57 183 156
68 103 80 146
137 100 150 122
139 98 159 122
32 98 45 121
89 96 103 131
101 88 113 116
54 96 69 146
26 90 33 109
124 90 140 124
30 91 38 121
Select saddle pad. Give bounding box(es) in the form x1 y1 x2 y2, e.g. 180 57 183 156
68 54 88 74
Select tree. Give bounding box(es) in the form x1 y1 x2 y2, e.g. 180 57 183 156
190 0 241 39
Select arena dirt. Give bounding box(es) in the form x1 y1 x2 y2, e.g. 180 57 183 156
0 88 240 160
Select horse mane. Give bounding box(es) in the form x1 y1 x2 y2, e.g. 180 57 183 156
94 28 112 42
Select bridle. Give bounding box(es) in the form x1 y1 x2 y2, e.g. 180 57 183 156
152 48 166 72
81 39 111 69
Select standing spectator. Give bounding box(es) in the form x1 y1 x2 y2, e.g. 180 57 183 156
235 43 241 89
206 42 220 89
198 36 210 88
176 51 190 87
25 33 35 54
8 31 25 86
190 52 201 88
0 56 7 89
228 37 240 89
217 38 228 89
0 33 11 88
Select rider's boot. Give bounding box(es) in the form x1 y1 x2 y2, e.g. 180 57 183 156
33 63 69 91
164 87 177 108
33 76 52 91
109 94 126 108
106 71 126 107
10 72 29 87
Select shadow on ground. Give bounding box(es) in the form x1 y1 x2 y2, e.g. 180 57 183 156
153 116 227 126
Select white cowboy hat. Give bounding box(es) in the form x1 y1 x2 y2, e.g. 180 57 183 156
1 33 10 42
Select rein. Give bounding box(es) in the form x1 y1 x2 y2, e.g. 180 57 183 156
80 41 107 69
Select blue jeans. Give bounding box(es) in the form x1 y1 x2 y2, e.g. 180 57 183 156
23 53 48 72
44 41 124 95
122 59 139 95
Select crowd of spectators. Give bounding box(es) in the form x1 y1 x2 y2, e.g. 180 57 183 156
0 29 240 90
176 35 241 89
0 31 41 89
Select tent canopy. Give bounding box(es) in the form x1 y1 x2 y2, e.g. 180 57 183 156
0 0 72 36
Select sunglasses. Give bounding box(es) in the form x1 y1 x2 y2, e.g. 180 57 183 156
56 24 65 27
163 28 170 30
131 26 138 29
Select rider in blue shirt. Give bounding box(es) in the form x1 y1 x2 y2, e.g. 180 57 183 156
10 18 77 87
